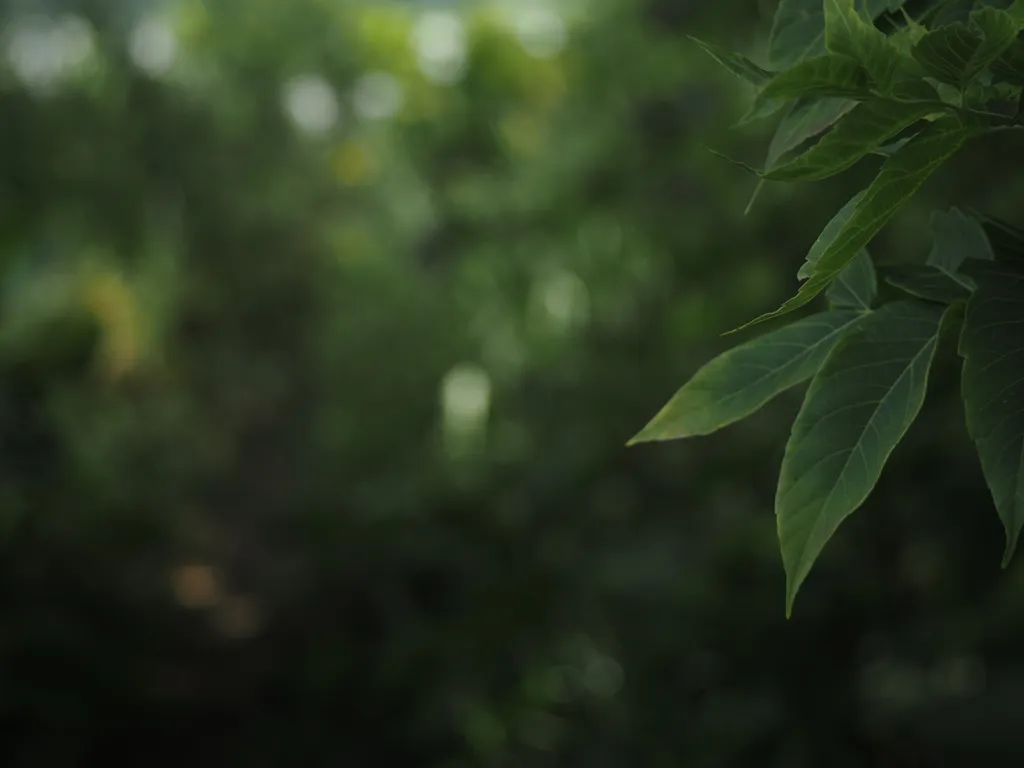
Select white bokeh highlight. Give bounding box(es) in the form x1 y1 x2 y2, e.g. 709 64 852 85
282 74 341 136
411 11 467 85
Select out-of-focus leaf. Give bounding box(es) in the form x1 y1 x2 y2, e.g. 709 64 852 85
689 36 774 85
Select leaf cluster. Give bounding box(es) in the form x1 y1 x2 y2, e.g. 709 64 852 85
633 0 1024 615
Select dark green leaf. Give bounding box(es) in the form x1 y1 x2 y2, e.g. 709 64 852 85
764 99 939 181
689 36 774 86
630 310 865 443
959 263 1024 565
769 0 911 68
927 207 995 280
766 98 857 168
912 7 1019 87
991 41 1024 86
778 300 947 615
972 211 1024 259
799 191 868 279
761 54 872 101
883 264 972 303
737 119 971 331
828 249 877 309
824 0 911 92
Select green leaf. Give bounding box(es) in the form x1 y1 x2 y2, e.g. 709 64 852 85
769 0 911 68
778 300 946 615
968 6 1022 81
911 7 1019 87
991 41 1024 86
629 310 865 443
824 0 911 92
764 99 939 181
959 262 1024 566
766 98 858 168
805 119 971 278
883 264 972 303
736 119 971 332
972 211 1024 259
689 36 774 86
828 249 877 309
799 192 867 280
761 54 872 101
927 207 995 280
913 24 983 85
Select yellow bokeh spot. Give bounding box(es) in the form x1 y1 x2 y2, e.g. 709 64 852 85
351 6 417 76
332 141 375 186
172 564 222 609
499 112 545 157
173 0 210 47
81 271 141 382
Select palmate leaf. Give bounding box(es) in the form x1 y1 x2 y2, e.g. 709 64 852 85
828 249 877 309
912 7 1020 87
959 262 1024 566
884 263 972 303
769 0 911 68
778 300 948 615
629 310 865 443
763 99 939 182
735 118 972 332
824 0 912 92
761 54 872 101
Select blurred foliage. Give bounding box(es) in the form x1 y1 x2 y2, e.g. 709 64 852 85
0 0 1022 766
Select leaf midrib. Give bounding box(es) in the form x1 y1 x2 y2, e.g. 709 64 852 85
793 332 935 576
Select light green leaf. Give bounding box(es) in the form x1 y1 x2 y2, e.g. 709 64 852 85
927 208 994 281
630 310 865 443
778 300 946 615
959 263 1024 565
735 120 971 332
769 0 911 68
689 36 774 86
828 249 877 309
912 8 1019 87
824 0 911 92
764 99 938 181
761 54 871 101
883 264 972 303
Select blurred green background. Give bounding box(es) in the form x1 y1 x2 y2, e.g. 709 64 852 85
1 0 1024 765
